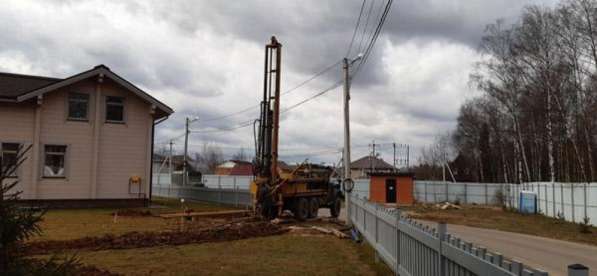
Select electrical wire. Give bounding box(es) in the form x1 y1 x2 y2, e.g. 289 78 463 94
156 2 387 144
190 119 256 133
196 59 342 124
357 0 376 54
353 0 393 77
346 0 367 57
281 80 343 113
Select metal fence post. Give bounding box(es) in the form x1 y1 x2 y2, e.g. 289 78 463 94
561 183 565 218
374 204 380 263
434 182 438 203
568 264 589 276
485 183 488 205
544 184 548 215
584 183 588 221
423 181 427 203
464 183 468 205
552 182 556 218
395 209 401 275
234 178 239 207
445 181 449 202
571 183 576 222
437 222 447 276
218 176 223 204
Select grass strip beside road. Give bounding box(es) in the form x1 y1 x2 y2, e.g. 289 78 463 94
405 204 597 246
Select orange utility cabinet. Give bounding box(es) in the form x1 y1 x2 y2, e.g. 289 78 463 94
368 172 414 205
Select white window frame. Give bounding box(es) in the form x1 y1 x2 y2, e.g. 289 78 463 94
42 144 68 179
67 92 90 121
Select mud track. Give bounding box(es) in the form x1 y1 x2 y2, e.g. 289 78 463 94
26 221 286 255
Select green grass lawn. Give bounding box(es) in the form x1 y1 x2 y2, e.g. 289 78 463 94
33 197 236 241
73 235 393 276
405 204 597 246
30 197 395 275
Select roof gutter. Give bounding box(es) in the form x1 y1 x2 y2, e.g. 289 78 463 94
154 116 169 125
0 97 16 103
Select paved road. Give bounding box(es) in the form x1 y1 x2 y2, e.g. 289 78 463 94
319 208 596 275
420 221 597 276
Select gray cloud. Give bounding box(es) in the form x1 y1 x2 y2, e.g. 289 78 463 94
0 0 557 164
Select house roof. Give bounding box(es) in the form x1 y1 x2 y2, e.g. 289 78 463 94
217 160 252 169
229 163 254 175
0 72 61 99
0 65 173 116
350 155 394 170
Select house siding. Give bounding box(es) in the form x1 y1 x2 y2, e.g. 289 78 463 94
0 101 35 198
1 78 155 201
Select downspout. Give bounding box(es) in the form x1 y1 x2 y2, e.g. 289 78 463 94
148 121 155 206
149 116 169 206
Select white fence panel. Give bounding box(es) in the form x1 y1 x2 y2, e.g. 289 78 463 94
349 194 546 276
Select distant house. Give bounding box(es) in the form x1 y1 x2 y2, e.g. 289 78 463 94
350 155 395 179
152 154 202 184
215 160 253 176
0 65 173 207
215 160 292 176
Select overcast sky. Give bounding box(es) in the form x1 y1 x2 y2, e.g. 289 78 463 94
0 0 557 165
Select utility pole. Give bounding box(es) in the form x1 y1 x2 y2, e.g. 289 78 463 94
343 54 362 227
182 116 199 186
168 140 173 185
343 58 352 226
372 140 376 171
183 117 189 186
406 145 410 170
393 142 396 171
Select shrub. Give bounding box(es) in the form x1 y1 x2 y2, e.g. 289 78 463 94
579 217 592 234
0 145 82 275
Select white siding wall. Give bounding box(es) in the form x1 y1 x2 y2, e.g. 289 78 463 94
0 78 155 200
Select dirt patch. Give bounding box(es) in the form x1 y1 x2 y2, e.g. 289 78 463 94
110 209 153 217
76 264 122 276
26 220 287 255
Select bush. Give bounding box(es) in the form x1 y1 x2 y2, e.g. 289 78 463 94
579 217 592 234
0 145 82 275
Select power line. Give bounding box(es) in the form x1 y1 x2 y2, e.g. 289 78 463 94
190 119 255 133
353 0 393 77
197 59 342 124
281 80 343 113
346 0 367 57
357 0 376 54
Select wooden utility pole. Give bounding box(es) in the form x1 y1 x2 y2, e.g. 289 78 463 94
393 142 396 171
183 117 189 186
169 140 173 184
343 54 362 226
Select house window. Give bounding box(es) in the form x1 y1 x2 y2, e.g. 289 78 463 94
43 145 67 178
68 93 89 120
1 143 19 177
106 96 125 123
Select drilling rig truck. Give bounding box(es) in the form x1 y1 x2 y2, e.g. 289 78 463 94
250 37 343 220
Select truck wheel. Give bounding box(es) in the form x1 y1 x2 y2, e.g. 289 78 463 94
294 198 309 221
308 198 319 218
330 199 341 218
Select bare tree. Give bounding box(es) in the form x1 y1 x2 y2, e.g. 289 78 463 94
232 147 248 161
458 0 597 183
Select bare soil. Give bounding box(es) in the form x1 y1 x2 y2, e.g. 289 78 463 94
110 209 153 217
26 220 287 255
